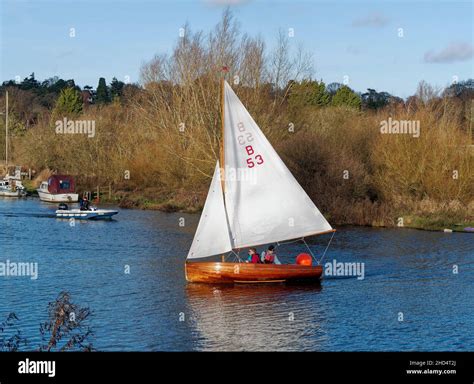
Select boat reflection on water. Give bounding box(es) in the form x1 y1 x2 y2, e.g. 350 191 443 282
185 283 328 351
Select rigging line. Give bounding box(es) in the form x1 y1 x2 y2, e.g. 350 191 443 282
276 238 304 247
301 238 317 262
222 250 234 262
230 249 242 262
318 231 336 265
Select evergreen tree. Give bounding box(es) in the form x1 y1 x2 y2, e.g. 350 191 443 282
326 82 344 96
331 85 361 109
53 87 83 116
96 77 110 104
19 73 40 91
110 77 125 101
288 80 330 109
361 88 396 110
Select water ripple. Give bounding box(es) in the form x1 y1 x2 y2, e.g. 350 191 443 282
0 199 472 351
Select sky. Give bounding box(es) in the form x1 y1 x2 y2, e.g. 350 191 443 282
0 0 473 98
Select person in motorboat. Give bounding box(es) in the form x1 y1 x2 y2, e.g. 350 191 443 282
80 196 90 211
261 245 281 264
246 248 261 264
58 203 69 210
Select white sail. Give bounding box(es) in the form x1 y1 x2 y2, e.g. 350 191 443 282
187 162 233 259
223 81 332 249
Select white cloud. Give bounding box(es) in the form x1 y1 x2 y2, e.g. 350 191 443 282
352 12 389 28
424 42 474 63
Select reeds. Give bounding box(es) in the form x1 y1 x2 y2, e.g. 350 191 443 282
6 10 473 227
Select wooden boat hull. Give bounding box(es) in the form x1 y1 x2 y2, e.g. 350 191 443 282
185 262 322 284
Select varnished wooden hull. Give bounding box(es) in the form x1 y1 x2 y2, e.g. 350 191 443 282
185 262 323 284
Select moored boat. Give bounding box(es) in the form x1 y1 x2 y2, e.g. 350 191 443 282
0 174 26 198
0 92 26 198
185 78 335 284
0 182 25 197
37 175 79 202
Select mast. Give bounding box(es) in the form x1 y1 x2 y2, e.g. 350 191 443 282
5 90 8 168
219 76 225 192
220 71 228 263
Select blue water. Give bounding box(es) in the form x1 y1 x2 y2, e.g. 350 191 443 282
0 198 472 351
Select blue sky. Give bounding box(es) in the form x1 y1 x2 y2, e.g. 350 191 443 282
0 0 472 98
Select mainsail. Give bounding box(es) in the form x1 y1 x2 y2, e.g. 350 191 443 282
223 81 332 249
187 80 332 259
187 163 232 259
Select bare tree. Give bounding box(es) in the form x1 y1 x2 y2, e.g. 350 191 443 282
208 7 240 73
238 34 266 89
268 30 314 105
416 80 441 105
0 313 27 351
39 291 94 352
269 29 292 91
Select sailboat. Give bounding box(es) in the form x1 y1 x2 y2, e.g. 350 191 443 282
185 79 335 284
0 91 26 198
0 170 26 198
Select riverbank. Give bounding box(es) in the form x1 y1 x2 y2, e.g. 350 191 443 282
107 189 474 233
398 214 474 233
113 188 205 213
20 176 474 233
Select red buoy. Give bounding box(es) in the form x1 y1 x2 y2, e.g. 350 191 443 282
296 253 313 266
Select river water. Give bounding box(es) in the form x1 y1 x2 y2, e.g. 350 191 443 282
0 199 472 351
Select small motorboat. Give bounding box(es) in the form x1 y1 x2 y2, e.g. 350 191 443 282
55 203 118 220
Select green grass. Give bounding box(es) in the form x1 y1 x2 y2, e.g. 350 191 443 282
114 190 202 213
21 180 38 195
400 214 474 232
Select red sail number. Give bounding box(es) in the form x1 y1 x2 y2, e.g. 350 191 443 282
245 145 264 168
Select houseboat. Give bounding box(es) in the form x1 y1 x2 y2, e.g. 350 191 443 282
37 175 79 202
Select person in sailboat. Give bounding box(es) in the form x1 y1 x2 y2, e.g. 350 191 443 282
261 245 281 265
246 248 261 264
